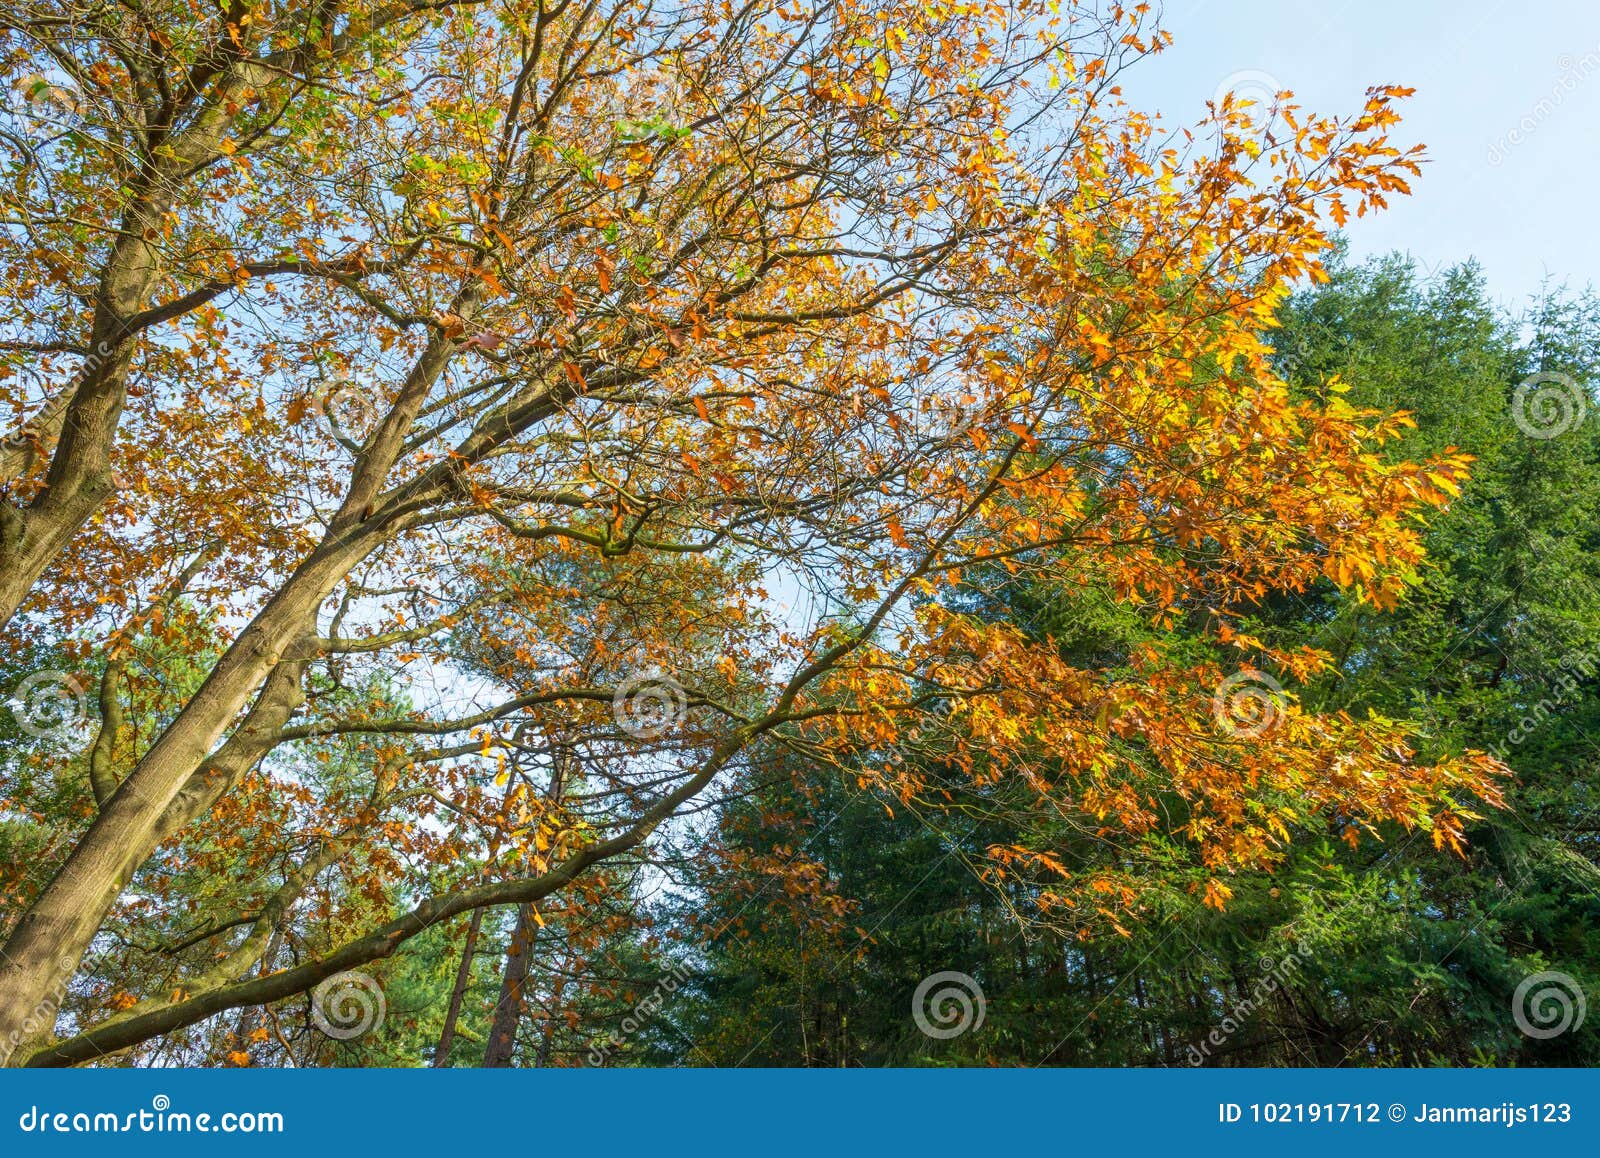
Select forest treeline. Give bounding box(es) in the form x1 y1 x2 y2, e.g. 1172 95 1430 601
471 252 1600 1068
489 252 1600 1068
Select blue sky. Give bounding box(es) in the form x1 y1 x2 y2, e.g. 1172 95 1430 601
1124 0 1600 308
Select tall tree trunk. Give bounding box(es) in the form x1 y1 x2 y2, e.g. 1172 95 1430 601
482 904 536 1067
433 910 485 1067
0 327 460 1056
0 644 318 1057
534 955 572 1068
0 485 411 1051
479 733 572 1068
0 258 144 628
0 35 392 633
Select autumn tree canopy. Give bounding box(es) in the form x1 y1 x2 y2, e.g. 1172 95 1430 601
0 0 1502 1066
